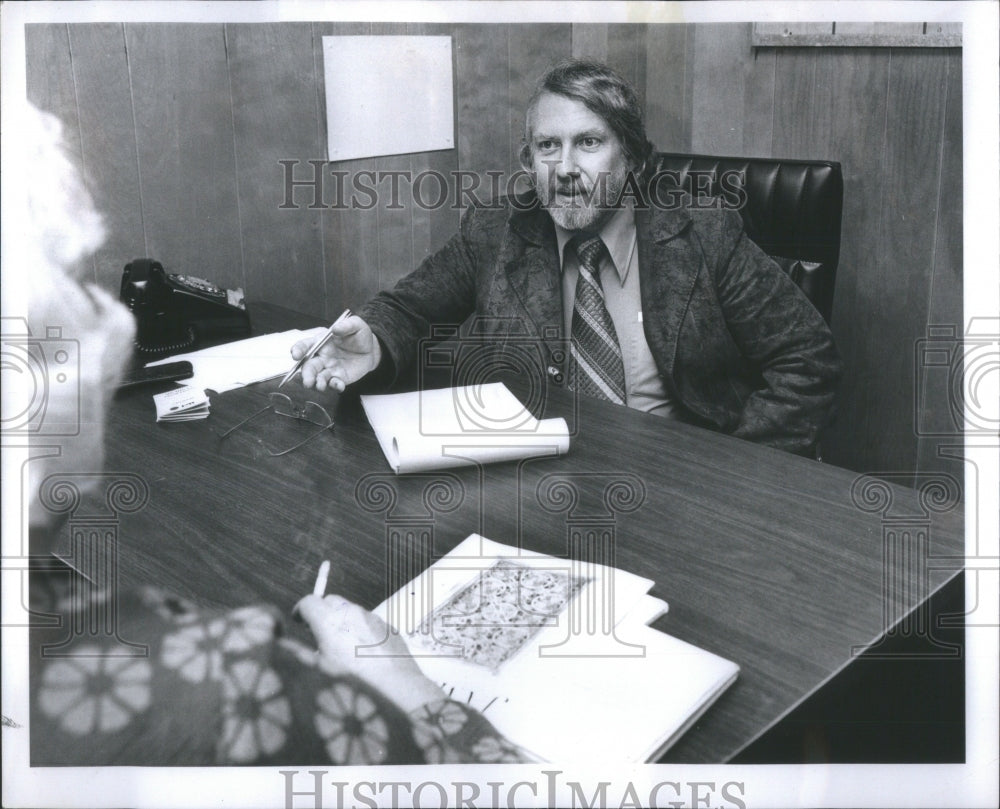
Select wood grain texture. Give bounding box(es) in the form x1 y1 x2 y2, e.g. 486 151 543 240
375 153 416 288
741 44 776 156
225 22 327 318
93 302 964 764
862 48 949 475
755 21 960 48
66 24 146 291
24 24 91 276
771 45 824 158
917 50 964 477
607 24 646 113
571 24 608 61
369 24 416 291
313 22 380 314
644 23 690 152
454 24 510 190
689 24 748 155
124 24 244 291
25 24 79 154
816 48 893 473
407 22 463 260
419 146 465 259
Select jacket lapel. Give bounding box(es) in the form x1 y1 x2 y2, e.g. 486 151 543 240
498 201 700 373
504 204 563 335
636 204 696 380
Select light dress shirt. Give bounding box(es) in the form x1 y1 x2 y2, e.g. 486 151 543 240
555 205 676 417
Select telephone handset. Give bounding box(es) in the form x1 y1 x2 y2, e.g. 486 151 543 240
120 259 251 354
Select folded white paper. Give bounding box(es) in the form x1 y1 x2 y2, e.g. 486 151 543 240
621 594 670 626
146 330 306 394
361 383 570 473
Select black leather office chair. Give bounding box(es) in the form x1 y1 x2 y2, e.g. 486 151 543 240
652 152 844 324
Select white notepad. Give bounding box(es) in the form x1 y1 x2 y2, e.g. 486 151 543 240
361 382 570 473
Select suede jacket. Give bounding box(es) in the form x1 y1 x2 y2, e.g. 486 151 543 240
359 193 842 457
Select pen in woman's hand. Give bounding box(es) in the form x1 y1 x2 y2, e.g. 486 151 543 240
293 559 331 624
313 560 331 597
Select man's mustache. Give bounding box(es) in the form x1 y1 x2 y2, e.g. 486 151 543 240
548 179 596 199
554 177 589 191
542 169 626 197
531 167 631 205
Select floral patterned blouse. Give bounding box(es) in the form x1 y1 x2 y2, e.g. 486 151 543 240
30 585 525 766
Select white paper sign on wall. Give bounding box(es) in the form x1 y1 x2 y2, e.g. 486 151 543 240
322 35 454 161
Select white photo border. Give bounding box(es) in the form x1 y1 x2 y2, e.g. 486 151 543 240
2 2 997 808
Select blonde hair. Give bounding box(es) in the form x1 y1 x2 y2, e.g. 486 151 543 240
16 104 136 526
24 105 107 278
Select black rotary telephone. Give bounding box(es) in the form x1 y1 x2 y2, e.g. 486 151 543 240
120 259 251 354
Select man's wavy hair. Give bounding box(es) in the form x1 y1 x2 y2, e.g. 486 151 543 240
519 59 655 180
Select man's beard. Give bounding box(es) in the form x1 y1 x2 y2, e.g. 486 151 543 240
537 163 630 232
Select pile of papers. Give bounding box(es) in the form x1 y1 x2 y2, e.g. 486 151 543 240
145 329 311 424
145 329 307 394
153 386 210 422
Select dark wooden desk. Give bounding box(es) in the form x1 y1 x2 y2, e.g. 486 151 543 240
72 303 966 762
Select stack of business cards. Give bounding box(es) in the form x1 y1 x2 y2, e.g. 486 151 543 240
153 386 210 422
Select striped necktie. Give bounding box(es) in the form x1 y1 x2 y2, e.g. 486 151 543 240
569 235 626 405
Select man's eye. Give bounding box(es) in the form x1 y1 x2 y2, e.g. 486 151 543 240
581 137 602 148
536 140 557 153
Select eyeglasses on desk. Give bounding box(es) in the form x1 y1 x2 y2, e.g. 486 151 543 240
219 391 334 456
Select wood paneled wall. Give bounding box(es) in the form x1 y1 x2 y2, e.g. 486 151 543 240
639 24 963 479
24 22 962 480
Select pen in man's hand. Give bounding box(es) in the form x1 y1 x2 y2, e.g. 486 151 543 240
278 309 351 388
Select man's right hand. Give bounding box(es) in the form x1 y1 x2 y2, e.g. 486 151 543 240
290 314 382 392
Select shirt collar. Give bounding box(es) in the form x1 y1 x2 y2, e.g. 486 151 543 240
554 203 637 285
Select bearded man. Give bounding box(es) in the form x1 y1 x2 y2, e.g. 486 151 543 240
293 59 841 457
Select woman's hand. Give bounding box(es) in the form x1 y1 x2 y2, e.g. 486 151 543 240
294 593 443 712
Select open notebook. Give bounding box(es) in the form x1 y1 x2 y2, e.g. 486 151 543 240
374 535 739 762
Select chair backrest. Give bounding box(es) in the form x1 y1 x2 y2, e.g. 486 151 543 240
652 152 844 324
